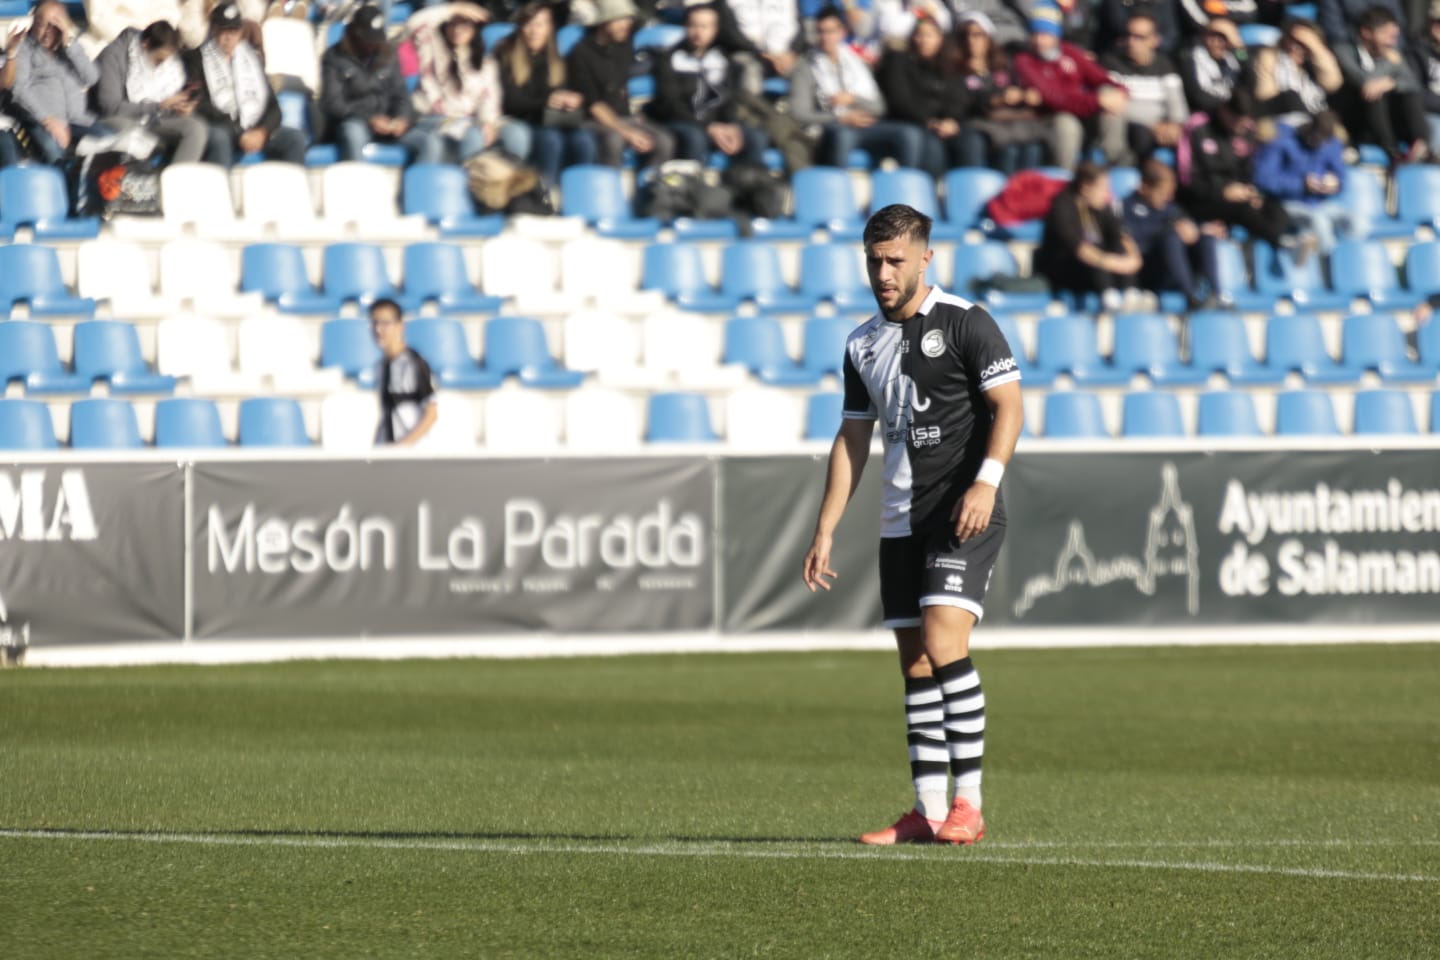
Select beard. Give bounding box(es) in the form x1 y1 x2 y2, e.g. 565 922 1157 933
875 271 921 318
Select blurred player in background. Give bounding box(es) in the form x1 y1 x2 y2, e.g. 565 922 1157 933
371 298 439 447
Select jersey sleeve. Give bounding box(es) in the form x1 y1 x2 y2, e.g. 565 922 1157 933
841 348 876 420
960 307 1022 392
414 353 438 405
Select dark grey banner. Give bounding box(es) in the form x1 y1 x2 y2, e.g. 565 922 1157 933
0 462 184 646
192 459 715 638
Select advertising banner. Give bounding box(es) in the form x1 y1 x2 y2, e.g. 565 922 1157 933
0 461 184 646
192 458 716 638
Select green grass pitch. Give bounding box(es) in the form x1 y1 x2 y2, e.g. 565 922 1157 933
2 644 1437 959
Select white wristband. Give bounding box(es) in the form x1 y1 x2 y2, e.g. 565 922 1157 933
976 458 1005 487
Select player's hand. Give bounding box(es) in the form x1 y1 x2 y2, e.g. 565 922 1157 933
952 484 996 542
802 535 838 592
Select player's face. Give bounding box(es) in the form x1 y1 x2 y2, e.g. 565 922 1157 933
865 236 931 318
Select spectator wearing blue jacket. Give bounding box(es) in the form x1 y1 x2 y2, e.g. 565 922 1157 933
1121 159 1223 310
1253 111 1360 254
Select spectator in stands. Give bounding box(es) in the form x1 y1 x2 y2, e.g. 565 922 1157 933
93 21 209 166
1253 110 1359 253
1248 19 1344 130
1095 0 1179 54
187 3 307 165
13 2 108 166
1034 161 1143 304
955 11 1052 174
1101 13 1189 161
1177 101 1303 252
875 15 969 179
790 6 924 168
0 22 24 167
567 0 675 169
873 0 959 48
1179 0 1275 35
649 3 770 167
492 2 597 186
370 298 439 447
323 4 443 163
1418 3 1440 153
1335 4 1429 163
953 0 1038 50
717 0 801 92
1318 0 1411 50
1015 5 1130 169
409 4 502 161
1178 17 1245 118
1121 158 1223 310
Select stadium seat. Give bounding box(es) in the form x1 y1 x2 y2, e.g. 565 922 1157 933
864 168 962 241
725 385 803 447
1043 391 1109 438
320 162 427 238
641 243 736 312
1196 390 1263 436
943 168 1007 230
754 166 859 240
402 242 504 314
483 388 563 451
1274 389 1340 435
1252 241 1348 311
1110 313 1208 385
1187 310 1285 385
1329 240 1421 309
1432 390 1440 432
803 391 844 440
239 162 340 240
155 314 256 395
0 321 87 393
0 244 96 316
69 398 144 449
1211 240 1270 312
1395 163 1440 230
275 89 336 167
634 23 684 51
645 391 719 442
563 387 644 450
1336 167 1408 240
238 397 311 446
75 239 168 316
1239 22 1281 46
237 314 344 394
404 316 504 389
479 235 560 306
482 316 585 388
640 311 748 389
319 391 378 452
0 399 59 450
720 242 812 313
1340 313 1433 382
951 242 1050 311
320 318 382 382
560 165 661 239
561 309 650 385
322 242 399 307
1109 166 1141 201
1419 315 1440 372
145 162 258 240
153 397 228 448
558 236 656 311
0 163 100 239
482 21 515 47
241 243 340 313
72 321 177 394
1403 240 1440 299
1120 391 1186 437
557 22 585 55
261 18 320 96
159 239 262 317
1033 315 1131 385
402 163 505 236
1264 314 1354 383
723 316 821 386
799 315 854 379
1352 389 1419 435
797 243 872 309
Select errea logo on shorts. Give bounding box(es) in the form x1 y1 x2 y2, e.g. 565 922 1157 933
944 574 965 593
979 357 1018 382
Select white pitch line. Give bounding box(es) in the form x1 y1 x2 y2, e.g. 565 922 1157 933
1 829 1436 884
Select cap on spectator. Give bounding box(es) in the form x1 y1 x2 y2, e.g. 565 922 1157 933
1030 5 1063 37
350 3 387 43
594 0 640 24
959 11 996 35
210 2 244 31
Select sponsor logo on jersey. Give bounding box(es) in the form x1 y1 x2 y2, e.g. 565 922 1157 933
979 356 1018 382
920 330 945 357
944 573 965 593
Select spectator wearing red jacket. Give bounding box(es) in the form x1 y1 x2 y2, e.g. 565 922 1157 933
1014 4 1130 169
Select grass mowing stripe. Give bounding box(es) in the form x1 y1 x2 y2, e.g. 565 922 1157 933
3 828 1436 884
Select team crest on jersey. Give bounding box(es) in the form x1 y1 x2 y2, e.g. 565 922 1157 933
920 330 945 357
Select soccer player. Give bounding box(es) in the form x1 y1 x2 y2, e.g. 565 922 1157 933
370 298 439 447
801 204 1023 845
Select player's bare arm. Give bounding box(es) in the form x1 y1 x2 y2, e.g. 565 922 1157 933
803 417 874 591
952 380 1023 541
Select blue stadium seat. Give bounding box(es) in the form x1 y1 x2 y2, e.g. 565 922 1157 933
1336 167 1408 239
1252 241 1348 311
1121 391 1186 437
0 321 87 393
1340 313 1433 382
482 22 516 47
238 397 311 446
1432 390 1440 432
1352 389 1419 435
951 242 1051 312
1033 315 1131 385
241 243 340 314
1212 240 1270 311
646 391 718 443
641 243 736 312
943 168 1007 230
754 166 859 240
72 321 177 394
1274 389 1340 435
0 399 59 450
634 24 685 50
1395 164 1440 230
863 168 962 241
320 318 382 383
989 314 1051 387
0 244 97 317
1239 23 1281 47
1419 315 1440 372
154 398 228 448
1043 391 1109 438
0 164 100 239
800 315 854 378
404 316 504 389
723 316 822 386
1403 240 1440 299
1329 240 1421 309
1109 166 1141 201
322 242 398 307
1196 390 1263 436
69 398 144 449
804 391 844 440
276 90 338 166
557 23 585 55
1187 310 1285 385
560 165 661 239
482 316 585 388
1111 313 1208 385
1264 314 1354 383
401 242 504 314
720 242 812 313
401 163 505 237
797 243 873 309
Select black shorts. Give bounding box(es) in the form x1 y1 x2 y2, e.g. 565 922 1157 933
879 520 1006 629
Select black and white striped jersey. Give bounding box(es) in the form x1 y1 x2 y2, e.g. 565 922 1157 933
841 286 1021 538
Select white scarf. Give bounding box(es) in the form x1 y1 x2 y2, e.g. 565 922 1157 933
1273 53 1326 116
809 44 880 112
201 37 268 130
1192 45 1239 102
671 46 730 121
125 32 187 107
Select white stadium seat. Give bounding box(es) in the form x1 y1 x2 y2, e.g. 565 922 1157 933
561 310 660 388
563 386 643 451
641 311 748 389
320 162 427 240
239 162 344 241
482 386 563 452
261 18 320 94
75 240 168 318
156 314 260 396
158 240 264 318
237 314 344 395
724 385 804 449
320 390 379 452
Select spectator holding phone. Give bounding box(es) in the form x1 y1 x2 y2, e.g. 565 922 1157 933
93 21 208 164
